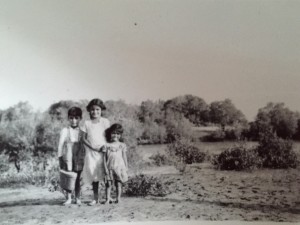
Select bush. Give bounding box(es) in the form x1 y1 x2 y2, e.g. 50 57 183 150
166 138 206 165
212 143 262 171
149 153 172 166
124 174 169 197
257 131 298 168
164 111 195 143
140 121 166 144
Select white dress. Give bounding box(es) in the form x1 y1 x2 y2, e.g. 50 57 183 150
80 118 110 184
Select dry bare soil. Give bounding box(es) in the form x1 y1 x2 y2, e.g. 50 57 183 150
1 143 300 224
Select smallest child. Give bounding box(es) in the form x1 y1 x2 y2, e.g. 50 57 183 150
103 123 128 204
58 107 85 205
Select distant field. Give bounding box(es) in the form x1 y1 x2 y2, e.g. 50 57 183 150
138 141 300 159
137 141 258 159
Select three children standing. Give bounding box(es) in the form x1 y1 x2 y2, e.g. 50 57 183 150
58 98 128 206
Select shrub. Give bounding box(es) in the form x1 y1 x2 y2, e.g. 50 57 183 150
212 143 262 171
124 174 169 197
166 138 206 166
140 121 166 144
257 131 298 168
149 153 172 166
164 111 195 143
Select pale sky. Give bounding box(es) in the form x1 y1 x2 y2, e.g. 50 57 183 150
0 0 300 120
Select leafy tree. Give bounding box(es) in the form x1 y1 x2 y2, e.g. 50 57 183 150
104 99 139 121
48 100 89 121
164 110 195 142
164 95 209 125
1 101 33 122
140 120 166 144
0 102 36 172
293 111 300 140
138 100 165 124
138 100 166 144
34 114 64 157
257 130 298 168
253 103 298 139
209 99 247 130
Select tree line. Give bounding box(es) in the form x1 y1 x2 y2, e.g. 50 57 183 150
0 94 300 172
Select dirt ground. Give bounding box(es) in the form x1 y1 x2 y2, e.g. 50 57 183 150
1 162 300 225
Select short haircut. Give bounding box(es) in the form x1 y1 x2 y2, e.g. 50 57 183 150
68 107 82 118
86 98 106 112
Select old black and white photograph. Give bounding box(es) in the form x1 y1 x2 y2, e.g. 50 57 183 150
0 1 299 224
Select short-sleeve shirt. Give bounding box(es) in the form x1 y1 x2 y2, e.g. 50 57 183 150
81 118 110 149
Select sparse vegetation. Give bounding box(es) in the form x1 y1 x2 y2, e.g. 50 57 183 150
149 153 172 166
124 174 169 197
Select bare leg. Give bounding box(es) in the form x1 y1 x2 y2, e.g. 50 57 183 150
115 181 122 203
63 190 72 205
104 181 113 204
75 171 81 205
88 182 99 205
63 168 73 205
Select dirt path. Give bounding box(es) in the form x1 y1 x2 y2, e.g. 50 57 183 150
1 163 300 224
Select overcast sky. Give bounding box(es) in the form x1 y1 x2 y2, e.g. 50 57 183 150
1 0 299 120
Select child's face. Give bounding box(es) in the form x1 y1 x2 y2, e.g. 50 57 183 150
90 105 101 119
68 116 81 128
111 132 121 142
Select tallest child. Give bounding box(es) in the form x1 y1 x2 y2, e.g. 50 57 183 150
81 98 110 205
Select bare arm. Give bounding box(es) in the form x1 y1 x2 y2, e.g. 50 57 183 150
58 129 66 158
103 146 109 176
122 145 128 169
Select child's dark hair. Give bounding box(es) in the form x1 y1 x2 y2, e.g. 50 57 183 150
68 107 82 118
106 123 124 142
86 98 106 112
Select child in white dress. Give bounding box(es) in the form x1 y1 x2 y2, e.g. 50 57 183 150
58 107 85 205
81 98 110 205
103 123 128 204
